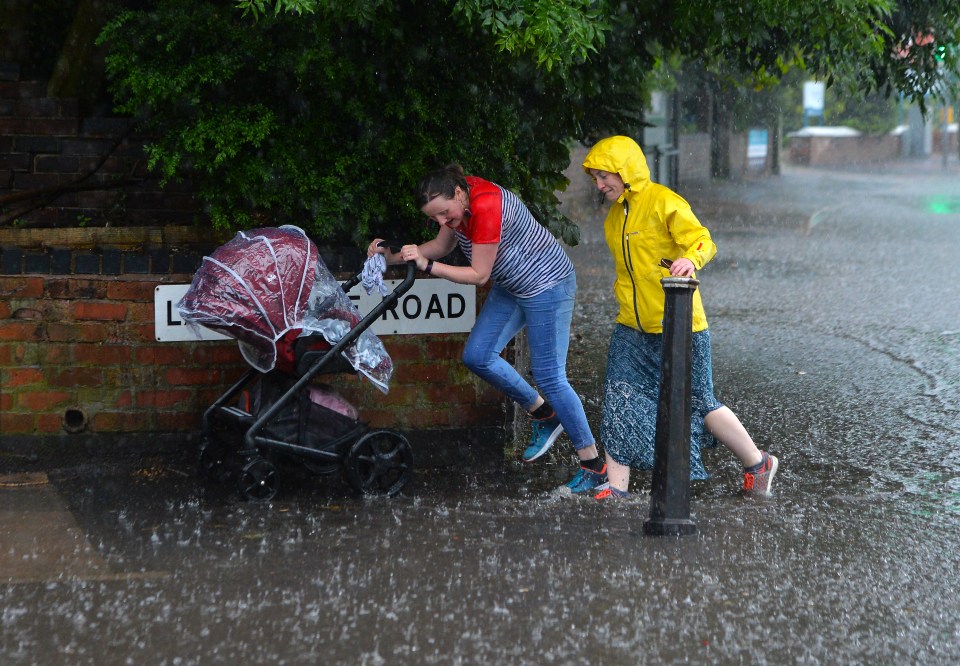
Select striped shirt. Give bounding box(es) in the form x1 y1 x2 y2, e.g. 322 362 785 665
455 177 573 298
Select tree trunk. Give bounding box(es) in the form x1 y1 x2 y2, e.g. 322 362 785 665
771 113 782 176
47 0 112 113
710 82 733 180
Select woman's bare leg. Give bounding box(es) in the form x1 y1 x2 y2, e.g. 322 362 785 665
704 406 762 468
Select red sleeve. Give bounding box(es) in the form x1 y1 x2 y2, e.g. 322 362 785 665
464 176 502 244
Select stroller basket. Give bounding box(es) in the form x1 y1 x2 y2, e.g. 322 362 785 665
255 375 364 451
178 226 417 500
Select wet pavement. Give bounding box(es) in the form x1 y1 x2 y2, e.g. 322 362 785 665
3 156 960 664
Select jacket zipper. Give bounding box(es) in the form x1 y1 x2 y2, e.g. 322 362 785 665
620 201 642 330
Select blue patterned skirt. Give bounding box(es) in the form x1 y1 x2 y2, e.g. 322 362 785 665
600 324 722 480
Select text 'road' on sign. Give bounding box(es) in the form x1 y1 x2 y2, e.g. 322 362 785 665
154 280 476 342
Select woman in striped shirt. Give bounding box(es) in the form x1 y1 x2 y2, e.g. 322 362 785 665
369 164 608 494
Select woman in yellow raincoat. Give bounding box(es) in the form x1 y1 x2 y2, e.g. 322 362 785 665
581 135 778 498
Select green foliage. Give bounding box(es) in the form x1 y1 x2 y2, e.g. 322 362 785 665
454 0 608 72
97 0 960 246
800 83 900 135
100 0 641 246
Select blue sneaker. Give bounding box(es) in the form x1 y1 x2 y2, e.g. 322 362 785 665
566 465 609 494
523 416 563 462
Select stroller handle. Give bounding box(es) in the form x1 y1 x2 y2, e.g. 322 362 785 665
341 240 414 292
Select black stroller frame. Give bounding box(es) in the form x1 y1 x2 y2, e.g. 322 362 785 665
197 255 417 501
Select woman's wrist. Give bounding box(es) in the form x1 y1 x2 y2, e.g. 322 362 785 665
423 259 434 274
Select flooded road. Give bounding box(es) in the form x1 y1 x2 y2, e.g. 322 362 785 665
3 159 960 664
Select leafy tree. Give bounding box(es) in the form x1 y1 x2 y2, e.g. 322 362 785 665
99 0 645 245
12 0 959 243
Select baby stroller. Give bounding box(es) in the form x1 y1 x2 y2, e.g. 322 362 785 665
178 226 416 501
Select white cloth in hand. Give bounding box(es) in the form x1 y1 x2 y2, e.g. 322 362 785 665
361 253 389 297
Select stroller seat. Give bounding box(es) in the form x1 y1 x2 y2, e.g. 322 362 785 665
270 328 358 377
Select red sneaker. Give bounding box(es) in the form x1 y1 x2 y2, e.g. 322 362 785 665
742 452 779 495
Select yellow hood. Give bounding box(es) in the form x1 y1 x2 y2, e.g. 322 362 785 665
582 135 650 204
581 135 714 334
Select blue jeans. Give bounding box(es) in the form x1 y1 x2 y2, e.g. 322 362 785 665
462 273 595 450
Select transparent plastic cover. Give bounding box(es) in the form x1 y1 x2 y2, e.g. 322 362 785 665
177 225 392 391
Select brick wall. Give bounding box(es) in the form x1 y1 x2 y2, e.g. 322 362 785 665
0 232 510 467
0 78 196 228
787 133 902 166
0 76 512 466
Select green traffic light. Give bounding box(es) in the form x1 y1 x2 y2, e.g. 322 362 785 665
925 196 960 215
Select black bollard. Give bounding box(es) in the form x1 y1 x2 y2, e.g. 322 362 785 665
644 276 699 537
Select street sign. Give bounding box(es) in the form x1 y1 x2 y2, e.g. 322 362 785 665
803 81 825 113
748 128 769 169
154 280 476 342
154 285 231 342
358 279 475 335
803 81 826 127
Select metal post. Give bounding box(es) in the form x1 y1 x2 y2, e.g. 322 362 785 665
943 105 950 169
644 277 699 537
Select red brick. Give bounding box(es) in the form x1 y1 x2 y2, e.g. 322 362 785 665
3 367 44 387
37 413 65 433
165 367 219 386
191 344 242 365
195 386 230 405
46 278 108 300
0 412 36 434
48 367 103 387
0 345 12 365
379 339 426 362
73 343 132 365
46 321 113 342
18 390 72 411
0 392 12 410
422 338 467 359
73 302 128 321
400 406 459 429
0 301 10 319
136 345 189 365
358 408 393 428
124 302 154 325
9 306 43 321
0 276 44 298
136 389 193 408
398 362 454 384
115 390 133 408
106 280 156 301
132 323 157 342
0 321 42 341
425 384 481 405
376 384 421 407
42 345 73 364
91 411 144 432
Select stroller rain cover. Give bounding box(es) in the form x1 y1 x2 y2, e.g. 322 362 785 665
177 225 393 392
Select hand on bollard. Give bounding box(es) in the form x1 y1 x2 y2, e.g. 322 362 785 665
660 257 696 277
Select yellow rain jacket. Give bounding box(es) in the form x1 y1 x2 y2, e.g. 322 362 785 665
582 135 716 334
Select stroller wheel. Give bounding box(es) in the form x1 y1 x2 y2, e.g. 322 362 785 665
238 457 279 501
345 429 413 497
197 438 230 482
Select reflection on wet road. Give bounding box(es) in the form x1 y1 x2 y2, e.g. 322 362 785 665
3 160 960 664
